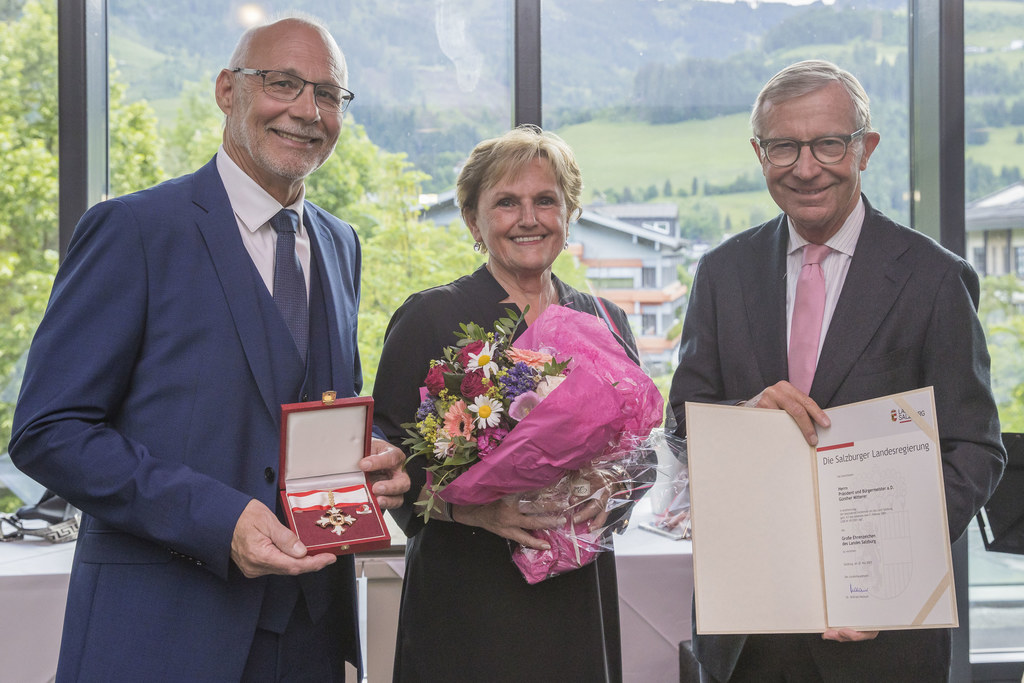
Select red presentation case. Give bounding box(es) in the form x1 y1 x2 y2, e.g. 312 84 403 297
279 392 391 555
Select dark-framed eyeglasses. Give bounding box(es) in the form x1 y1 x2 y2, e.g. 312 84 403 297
230 68 354 114
755 127 866 167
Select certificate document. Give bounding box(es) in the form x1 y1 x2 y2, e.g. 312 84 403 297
686 387 956 634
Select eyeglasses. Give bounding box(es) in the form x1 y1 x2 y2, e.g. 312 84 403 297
230 68 354 114
755 127 866 167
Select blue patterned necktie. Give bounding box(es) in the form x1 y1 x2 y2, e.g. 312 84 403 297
269 209 308 360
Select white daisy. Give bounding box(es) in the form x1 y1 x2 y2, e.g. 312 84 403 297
468 395 504 429
467 342 500 378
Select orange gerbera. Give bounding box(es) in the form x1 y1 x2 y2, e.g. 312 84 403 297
442 400 474 438
506 347 554 369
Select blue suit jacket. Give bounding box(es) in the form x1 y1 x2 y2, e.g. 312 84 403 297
669 197 1006 681
10 158 365 681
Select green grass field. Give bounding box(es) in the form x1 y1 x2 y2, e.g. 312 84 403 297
967 1 1024 50
556 114 781 235
966 125 1024 171
556 113 758 195
558 101 1022 234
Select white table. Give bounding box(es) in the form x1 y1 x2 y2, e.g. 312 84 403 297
0 538 76 683
0 509 693 683
614 503 694 683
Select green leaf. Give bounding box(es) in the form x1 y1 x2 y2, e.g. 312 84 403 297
443 371 466 395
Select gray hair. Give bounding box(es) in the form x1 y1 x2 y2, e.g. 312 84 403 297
750 59 871 137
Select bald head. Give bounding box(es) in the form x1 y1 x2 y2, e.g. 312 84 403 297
229 16 347 89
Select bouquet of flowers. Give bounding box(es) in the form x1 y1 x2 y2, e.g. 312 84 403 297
403 303 664 582
401 307 562 519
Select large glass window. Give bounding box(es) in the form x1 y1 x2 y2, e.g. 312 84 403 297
107 0 513 392
0 1 60 514
542 0 910 383
14 0 1024 676
965 0 1024 663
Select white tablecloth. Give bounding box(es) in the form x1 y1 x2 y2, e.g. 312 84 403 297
614 503 694 683
0 539 75 683
0 508 693 683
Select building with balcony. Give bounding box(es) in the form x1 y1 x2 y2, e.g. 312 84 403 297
966 180 1024 280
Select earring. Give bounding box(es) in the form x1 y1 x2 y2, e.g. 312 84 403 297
563 240 569 251
473 241 483 253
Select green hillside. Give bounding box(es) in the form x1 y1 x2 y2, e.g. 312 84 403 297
556 115 778 233
556 114 756 196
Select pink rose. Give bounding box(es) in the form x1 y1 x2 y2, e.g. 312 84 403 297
458 340 485 368
460 370 487 399
424 364 449 396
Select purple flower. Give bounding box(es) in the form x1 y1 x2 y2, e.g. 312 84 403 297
498 361 538 401
415 396 438 421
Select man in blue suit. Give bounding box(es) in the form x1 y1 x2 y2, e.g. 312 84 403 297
9 15 409 682
669 60 1005 681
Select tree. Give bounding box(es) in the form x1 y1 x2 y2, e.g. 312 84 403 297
302 125 482 391
1010 100 1024 126
161 76 225 179
679 200 722 242
979 275 1024 431
0 2 164 509
0 3 63 457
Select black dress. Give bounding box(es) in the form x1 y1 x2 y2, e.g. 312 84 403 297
373 265 640 683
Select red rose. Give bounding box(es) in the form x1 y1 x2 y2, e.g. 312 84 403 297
457 340 485 367
460 370 487 399
424 364 449 396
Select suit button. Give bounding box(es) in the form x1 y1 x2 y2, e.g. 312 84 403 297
264 467 275 483
302 393 309 401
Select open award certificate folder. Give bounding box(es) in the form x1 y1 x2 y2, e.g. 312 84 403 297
686 387 956 634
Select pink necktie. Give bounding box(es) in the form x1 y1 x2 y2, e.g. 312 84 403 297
789 244 831 394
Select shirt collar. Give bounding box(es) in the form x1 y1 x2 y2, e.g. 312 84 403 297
216 145 306 233
786 196 865 257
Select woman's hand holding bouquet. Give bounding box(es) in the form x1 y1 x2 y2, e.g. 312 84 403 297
403 304 664 582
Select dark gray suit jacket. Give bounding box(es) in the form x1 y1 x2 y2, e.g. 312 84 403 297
668 196 1006 681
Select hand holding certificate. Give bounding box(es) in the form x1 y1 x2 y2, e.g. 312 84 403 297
686 387 955 635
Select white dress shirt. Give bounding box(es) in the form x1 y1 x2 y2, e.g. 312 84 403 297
216 146 311 301
785 198 865 362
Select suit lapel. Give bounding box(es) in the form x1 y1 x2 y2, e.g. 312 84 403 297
190 159 280 422
305 207 347 391
812 204 911 406
740 216 790 387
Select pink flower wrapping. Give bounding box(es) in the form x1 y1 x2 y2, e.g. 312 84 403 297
512 519 603 585
439 304 663 506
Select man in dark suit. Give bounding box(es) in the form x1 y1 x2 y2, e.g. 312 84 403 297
8 15 409 682
669 60 1006 682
